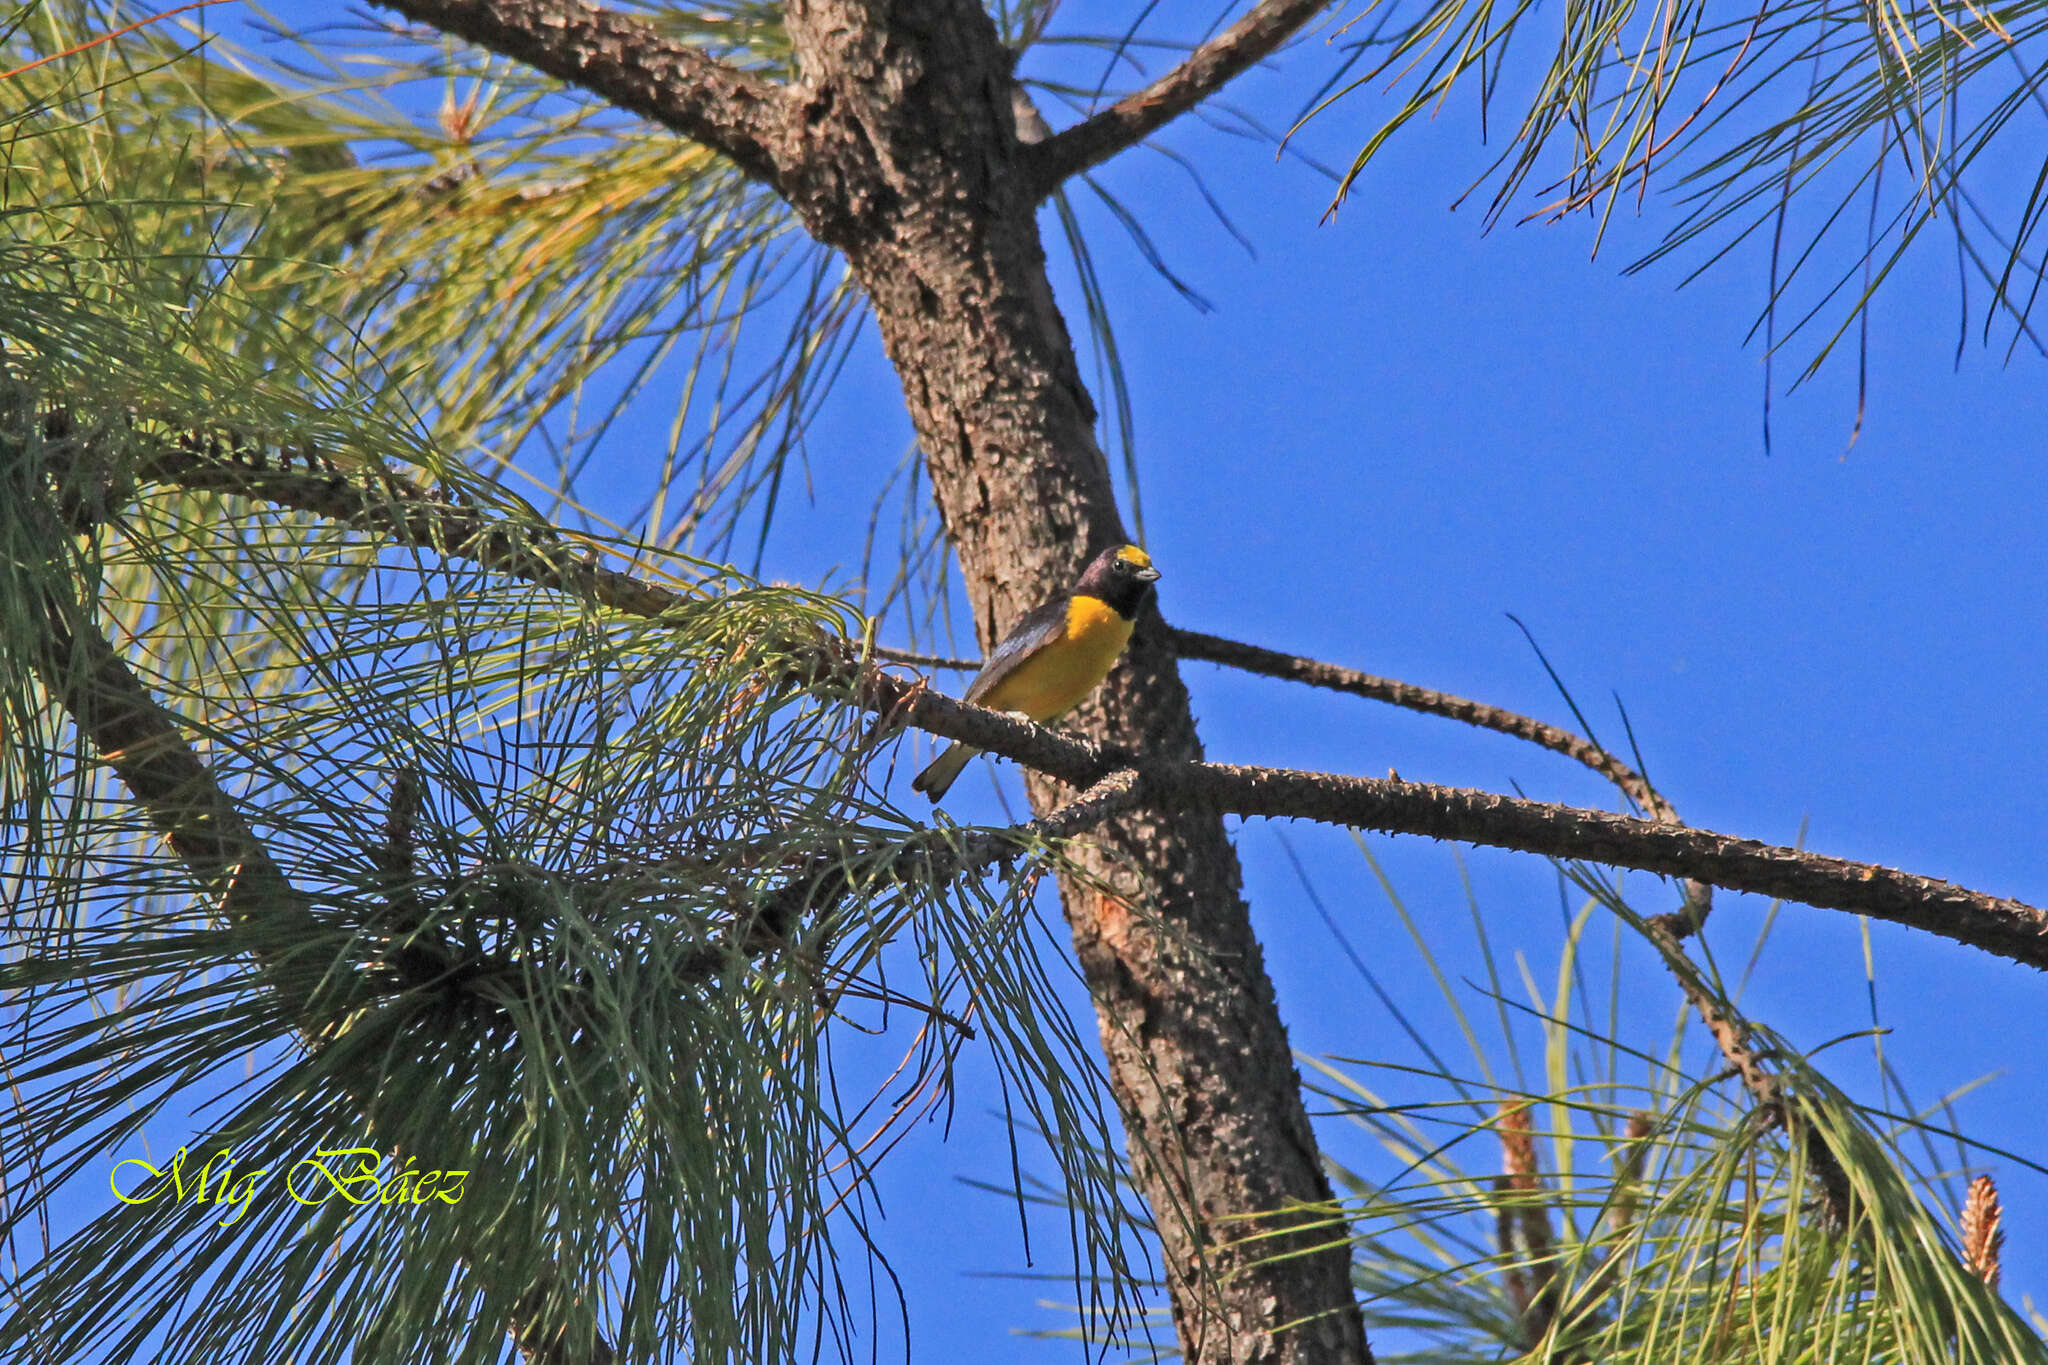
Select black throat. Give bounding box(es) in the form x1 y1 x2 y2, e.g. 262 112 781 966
1084 574 1155 621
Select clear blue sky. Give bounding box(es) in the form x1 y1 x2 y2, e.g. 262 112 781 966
61 2 2048 1358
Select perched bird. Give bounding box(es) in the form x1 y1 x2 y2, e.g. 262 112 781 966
912 543 1161 801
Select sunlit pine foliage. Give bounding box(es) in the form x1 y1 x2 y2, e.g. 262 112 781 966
7 1 2047 1363
0 12 1140 1361
1304 846 2047 1363
1295 0 2048 379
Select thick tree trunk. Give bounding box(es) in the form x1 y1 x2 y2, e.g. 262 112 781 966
778 3 1370 1360
380 0 1373 1354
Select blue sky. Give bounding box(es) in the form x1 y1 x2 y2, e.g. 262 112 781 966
798 10 2048 1355
36 2 2048 1358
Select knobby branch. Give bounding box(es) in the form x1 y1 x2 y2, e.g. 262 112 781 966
49 435 2048 974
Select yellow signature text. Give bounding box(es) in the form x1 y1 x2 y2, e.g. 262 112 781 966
111 1146 466 1227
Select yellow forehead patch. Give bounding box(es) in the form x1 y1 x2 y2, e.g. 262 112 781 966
1115 545 1152 569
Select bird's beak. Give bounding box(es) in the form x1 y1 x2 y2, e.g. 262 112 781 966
1137 565 1161 582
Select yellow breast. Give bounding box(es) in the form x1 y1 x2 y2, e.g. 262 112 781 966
978 595 1134 722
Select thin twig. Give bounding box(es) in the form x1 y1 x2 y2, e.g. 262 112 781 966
1023 0 1334 198
1638 915 1851 1228
0 0 227 81
870 643 977 671
1167 626 1675 822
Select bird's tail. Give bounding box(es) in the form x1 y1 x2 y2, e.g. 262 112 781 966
910 742 978 801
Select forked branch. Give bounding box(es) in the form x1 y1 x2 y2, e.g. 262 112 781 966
1167 622 1855 1217
1168 626 1678 823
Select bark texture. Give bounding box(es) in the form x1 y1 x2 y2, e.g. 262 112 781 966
345 0 1368 1355
772 3 1370 1360
374 0 793 184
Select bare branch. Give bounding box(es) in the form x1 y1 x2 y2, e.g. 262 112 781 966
369 0 795 186
1169 625 1677 822
142 438 685 618
1022 0 1333 198
870 643 978 671
941 627 1726 926
130 441 2048 974
1169 624 1719 931
1153 759 2048 970
1163 582 1860 1226
869 666 2048 973
1637 915 1851 1228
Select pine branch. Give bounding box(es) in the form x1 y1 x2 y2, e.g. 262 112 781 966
126 440 2048 974
1164 630 1844 1181
14 501 335 999
9 482 614 1365
369 0 796 187
1158 634 1861 1228
1129 758 2048 969
1022 0 1333 198
1168 626 1677 822
738 768 1143 976
931 627 1727 931
1171 626 1732 929
920 626 1675 828
28 642 617 1365
870 643 978 671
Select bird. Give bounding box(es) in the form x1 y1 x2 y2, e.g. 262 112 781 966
912 543 1161 801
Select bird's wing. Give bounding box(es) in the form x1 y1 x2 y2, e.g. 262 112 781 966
962 596 1071 706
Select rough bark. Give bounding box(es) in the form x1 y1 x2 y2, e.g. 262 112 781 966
372 0 795 185
772 3 1371 1360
